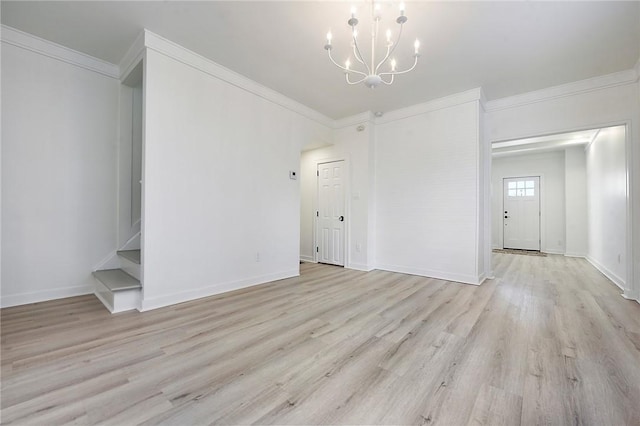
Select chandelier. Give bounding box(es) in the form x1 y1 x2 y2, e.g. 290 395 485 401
324 2 420 88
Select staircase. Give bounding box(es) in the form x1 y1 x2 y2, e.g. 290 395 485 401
93 249 141 313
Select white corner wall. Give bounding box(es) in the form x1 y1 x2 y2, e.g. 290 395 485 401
492 151 566 254
565 146 588 257
1 34 119 307
375 98 485 284
141 39 332 310
586 126 627 288
299 115 376 271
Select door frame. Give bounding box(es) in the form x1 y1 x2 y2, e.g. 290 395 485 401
502 175 541 251
313 157 350 266
490 120 635 302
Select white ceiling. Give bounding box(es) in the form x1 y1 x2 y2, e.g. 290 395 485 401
2 1 639 119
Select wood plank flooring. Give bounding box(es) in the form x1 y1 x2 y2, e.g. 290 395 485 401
2 254 640 425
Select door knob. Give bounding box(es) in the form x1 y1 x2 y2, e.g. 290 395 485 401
339 216 344 222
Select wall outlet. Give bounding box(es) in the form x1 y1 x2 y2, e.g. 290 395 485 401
289 171 297 180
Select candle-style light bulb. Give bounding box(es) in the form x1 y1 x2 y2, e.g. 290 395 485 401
386 29 392 43
326 31 332 44
391 58 397 71
345 59 351 70
414 39 420 54
399 2 406 16
374 3 382 19
350 6 357 18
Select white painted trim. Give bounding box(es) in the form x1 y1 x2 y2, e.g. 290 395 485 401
634 57 640 79
120 230 141 251
542 249 564 255
1 25 119 78
140 269 299 311
564 253 586 258
0 285 94 308
333 112 374 129
93 250 120 271
586 255 625 290
375 88 483 125
119 30 145 80
375 263 484 286
347 263 375 272
485 70 638 112
142 30 333 128
621 293 640 304
300 255 315 263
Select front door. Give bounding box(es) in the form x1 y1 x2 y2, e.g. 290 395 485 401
503 176 540 250
317 161 345 266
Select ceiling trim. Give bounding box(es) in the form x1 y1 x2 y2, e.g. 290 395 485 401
0 25 119 79
333 111 374 129
119 30 145 81
143 29 334 129
374 88 483 125
485 68 638 112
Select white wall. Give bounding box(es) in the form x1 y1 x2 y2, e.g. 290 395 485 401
492 151 566 254
565 146 588 256
586 126 627 287
486 77 639 300
1 39 119 307
142 43 331 310
375 99 485 284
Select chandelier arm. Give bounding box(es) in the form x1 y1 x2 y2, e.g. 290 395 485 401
351 43 367 67
374 24 404 74
380 74 395 85
346 73 367 85
327 49 368 76
379 55 418 76
351 31 371 74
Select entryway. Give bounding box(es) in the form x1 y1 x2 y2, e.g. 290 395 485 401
503 176 540 250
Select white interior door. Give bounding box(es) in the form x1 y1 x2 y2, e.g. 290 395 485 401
503 176 540 250
317 161 345 266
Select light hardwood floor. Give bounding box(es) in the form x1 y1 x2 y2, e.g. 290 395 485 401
2 254 640 425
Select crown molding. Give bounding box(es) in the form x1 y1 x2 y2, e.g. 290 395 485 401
333 111 374 129
119 30 145 81
143 30 334 129
374 88 483 125
0 25 119 79
485 69 638 112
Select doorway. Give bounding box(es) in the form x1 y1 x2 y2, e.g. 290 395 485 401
317 160 345 266
503 176 540 250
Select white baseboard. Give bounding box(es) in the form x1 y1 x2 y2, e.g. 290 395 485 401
347 262 375 272
621 292 640 304
93 250 120 271
585 255 625 290
140 269 299 312
564 253 586 258
300 255 315 263
121 231 141 251
375 263 483 286
542 249 564 255
1 283 94 308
